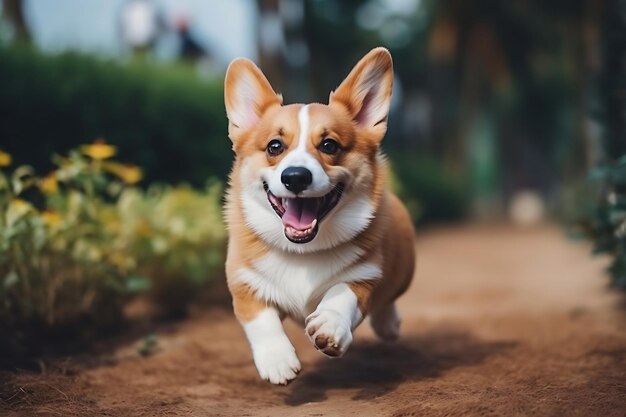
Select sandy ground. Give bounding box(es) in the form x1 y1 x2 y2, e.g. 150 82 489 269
1 224 626 416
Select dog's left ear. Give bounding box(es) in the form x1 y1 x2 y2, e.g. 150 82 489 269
329 47 393 142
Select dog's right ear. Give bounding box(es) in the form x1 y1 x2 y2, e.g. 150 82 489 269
224 58 282 142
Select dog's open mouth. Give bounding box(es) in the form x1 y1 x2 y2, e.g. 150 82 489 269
264 182 344 244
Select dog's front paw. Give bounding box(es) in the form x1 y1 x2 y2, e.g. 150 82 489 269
252 345 301 385
305 309 353 357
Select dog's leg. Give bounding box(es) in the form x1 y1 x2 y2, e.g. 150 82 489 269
242 308 301 384
370 302 401 341
231 284 300 385
305 281 376 357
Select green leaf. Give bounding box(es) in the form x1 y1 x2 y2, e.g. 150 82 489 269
611 165 626 185
138 333 158 357
592 239 616 254
609 194 626 209
588 166 609 181
4 270 18 289
608 209 626 225
125 276 151 293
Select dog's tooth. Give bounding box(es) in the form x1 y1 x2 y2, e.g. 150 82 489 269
283 198 289 208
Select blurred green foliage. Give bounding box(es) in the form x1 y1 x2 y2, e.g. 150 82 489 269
299 0 596 216
578 0 626 291
0 145 226 358
117 181 226 316
581 157 626 289
0 44 468 224
0 45 231 185
389 153 469 224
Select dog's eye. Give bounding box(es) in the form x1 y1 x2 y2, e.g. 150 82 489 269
266 139 285 156
319 138 340 155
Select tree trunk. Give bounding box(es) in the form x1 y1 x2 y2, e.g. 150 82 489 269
2 0 31 43
256 0 285 93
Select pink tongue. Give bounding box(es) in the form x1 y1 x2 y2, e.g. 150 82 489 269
282 198 319 230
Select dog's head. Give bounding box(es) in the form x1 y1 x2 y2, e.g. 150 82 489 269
224 48 393 253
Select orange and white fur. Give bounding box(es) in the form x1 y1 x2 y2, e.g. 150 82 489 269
224 48 415 384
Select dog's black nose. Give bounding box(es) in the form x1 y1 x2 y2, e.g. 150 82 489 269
281 166 313 194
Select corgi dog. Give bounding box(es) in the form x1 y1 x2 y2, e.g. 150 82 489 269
223 47 415 385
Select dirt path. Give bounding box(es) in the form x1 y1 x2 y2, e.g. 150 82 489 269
2 225 626 416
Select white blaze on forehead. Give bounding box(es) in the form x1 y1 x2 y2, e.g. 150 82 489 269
296 104 310 153
265 105 331 197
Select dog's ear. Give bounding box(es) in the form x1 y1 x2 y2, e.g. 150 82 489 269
224 58 282 141
329 47 393 142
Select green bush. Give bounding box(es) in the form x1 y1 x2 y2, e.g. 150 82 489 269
389 153 469 224
0 45 231 185
0 145 226 357
115 182 226 317
579 156 626 290
579 3 626 290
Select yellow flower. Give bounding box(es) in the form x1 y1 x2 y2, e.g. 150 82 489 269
6 198 33 225
118 165 143 184
39 173 59 194
0 149 12 167
9 198 30 211
41 210 61 228
109 252 135 270
135 220 151 236
80 139 117 160
102 161 143 184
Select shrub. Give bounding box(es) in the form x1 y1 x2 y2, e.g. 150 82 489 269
115 182 226 317
389 153 469 224
578 2 626 290
0 45 231 186
579 156 626 290
0 145 226 358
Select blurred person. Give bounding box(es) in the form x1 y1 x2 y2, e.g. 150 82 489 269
174 15 209 63
118 0 164 58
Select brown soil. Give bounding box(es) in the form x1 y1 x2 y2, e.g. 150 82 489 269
2 224 626 416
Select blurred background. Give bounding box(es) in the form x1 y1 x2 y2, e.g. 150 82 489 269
1 0 625 360
2 0 624 223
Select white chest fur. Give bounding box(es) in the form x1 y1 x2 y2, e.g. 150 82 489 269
236 245 381 321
